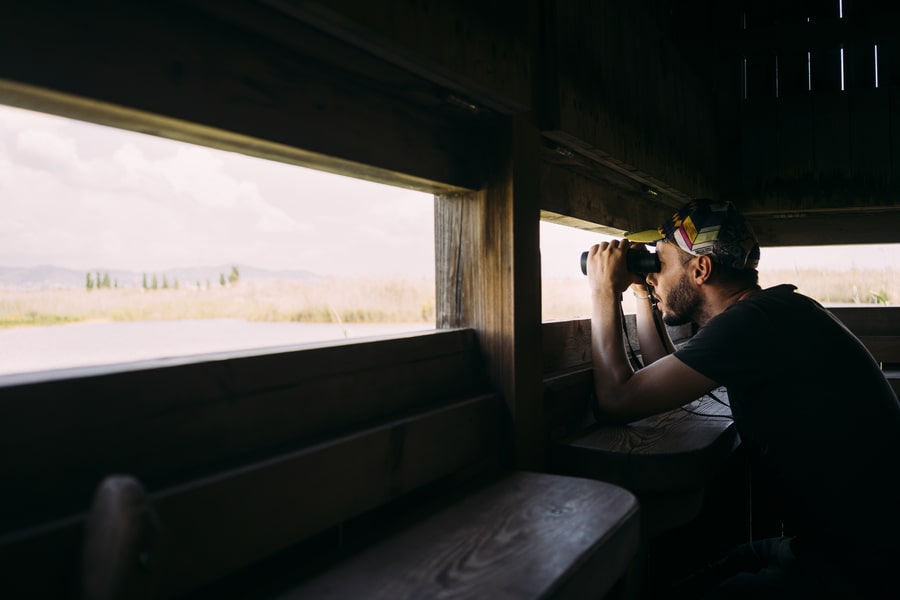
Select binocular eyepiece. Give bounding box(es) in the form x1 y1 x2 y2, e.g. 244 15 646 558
580 249 661 275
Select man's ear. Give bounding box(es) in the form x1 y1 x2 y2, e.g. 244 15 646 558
693 255 713 284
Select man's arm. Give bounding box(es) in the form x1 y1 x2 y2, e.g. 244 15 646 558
586 242 718 424
631 283 675 365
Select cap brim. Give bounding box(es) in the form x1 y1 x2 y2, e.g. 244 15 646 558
624 228 664 244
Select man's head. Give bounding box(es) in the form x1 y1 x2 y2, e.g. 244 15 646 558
626 200 761 325
626 200 760 270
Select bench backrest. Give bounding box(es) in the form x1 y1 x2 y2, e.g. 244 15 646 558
0 329 508 598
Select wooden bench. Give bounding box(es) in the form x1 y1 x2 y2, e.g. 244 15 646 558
0 328 641 599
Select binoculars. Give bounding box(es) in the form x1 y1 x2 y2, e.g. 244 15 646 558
580 249 661 275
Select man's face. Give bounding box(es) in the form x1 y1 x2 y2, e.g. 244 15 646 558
646 242 701 326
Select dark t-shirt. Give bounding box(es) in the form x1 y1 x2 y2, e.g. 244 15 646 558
674 284 900 582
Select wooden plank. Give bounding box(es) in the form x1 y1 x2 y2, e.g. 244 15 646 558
538 155 675 235
0 393 508 599
828 306 900 336
244 0 534 114
544 368 595 442
775 95 815 191
551 394 737 494
812 92 852 190
544 0 720 200
282 472 640 600
435 116 544 469
542 319 593 373
745 210 900 246
740 98 778 202
893 87 900 187
541 318 692 375
0 330 490 535
856 336 900 364
0 1 504 193
849 89 893 199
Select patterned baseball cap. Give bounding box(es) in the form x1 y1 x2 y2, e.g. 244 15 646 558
625 200 760 270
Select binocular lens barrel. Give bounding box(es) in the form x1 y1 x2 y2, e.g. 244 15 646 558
580 250 661 275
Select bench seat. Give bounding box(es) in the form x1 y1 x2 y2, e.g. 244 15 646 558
279 471 640 600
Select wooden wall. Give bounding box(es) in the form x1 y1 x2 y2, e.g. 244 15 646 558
734 0 900 245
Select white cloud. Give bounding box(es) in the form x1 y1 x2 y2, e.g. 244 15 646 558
0 104 435 275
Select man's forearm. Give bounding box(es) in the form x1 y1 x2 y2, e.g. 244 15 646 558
632 287 674 364
590 290 636 411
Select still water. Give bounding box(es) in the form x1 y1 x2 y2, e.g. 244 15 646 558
0 319 433 377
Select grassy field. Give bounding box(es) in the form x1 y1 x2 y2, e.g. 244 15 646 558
1 267 897 329
0 278 436 329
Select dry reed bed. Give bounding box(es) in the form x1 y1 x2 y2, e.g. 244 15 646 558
1 268 897 328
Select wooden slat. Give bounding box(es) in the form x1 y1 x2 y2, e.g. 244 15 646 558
543 0 720 201
435 116 545 469
0 329 489 534
542 319 592 373
893 86 900 187
856 336 900 365
542 317 693 374
827 306 900 336
740 98 778 199
538 155 675 236
746 210 900 246
850 89 893 197
775 95 814 189
0 1 503 193
544 368 595 442
551 394 737 494
245 0 533 114
281 472 640 600
0 393 507 599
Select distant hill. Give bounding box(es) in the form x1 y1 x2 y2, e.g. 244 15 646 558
0 264 321 290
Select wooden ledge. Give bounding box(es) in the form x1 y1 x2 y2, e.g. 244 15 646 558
280 471 640 600
550 393 738 494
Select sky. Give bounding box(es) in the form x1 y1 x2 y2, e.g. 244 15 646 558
1 103 898 279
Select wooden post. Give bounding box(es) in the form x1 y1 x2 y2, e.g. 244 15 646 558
435 115 544 469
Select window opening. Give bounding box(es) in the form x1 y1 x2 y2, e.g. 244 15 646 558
760 244 900 307
0 104 436 376
540 220 650 320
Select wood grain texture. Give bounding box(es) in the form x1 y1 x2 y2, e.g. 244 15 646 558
435 116 545 469
0 330 489 535
544 0 720 200
551 394 737 494
542 317 693 374
280 471 640 600
0 1 503 193
0 393 508 599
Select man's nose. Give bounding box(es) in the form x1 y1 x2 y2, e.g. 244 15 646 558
646 272 658 287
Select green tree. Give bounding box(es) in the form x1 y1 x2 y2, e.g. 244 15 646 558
86 272 93 290
228 265 240 285
142 273 148 290
102 273 111 289
219 273 226 287
152 274 158 290
162 275 169 289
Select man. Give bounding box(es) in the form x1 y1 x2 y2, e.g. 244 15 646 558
584 200 900 598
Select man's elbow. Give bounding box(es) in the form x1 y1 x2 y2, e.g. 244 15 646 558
591 392 640 425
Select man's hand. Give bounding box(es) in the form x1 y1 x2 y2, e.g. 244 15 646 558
585 239 644 298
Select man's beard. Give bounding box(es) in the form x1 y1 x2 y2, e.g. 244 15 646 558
662 272 701 327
